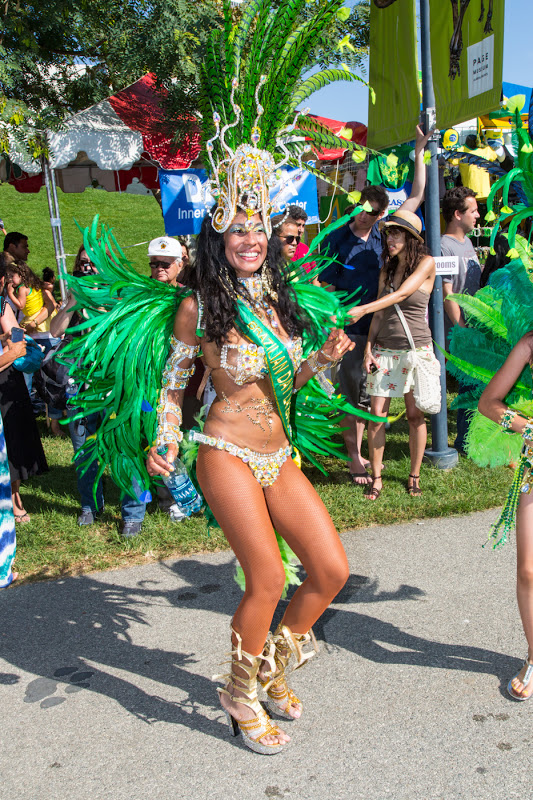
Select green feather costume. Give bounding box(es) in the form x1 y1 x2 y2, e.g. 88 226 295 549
59 0 384 588
445 96 533 548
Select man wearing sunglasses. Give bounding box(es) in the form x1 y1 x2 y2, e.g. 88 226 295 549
148 236 183 286
319 125 431 486
272 217 301 262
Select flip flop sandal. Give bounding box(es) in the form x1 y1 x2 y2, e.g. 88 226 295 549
364 478 382 500
14 513 30 524
349 471 371 485
507 658 533 701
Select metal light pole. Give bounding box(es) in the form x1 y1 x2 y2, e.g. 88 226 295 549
419 0 458 470
42 156 68 305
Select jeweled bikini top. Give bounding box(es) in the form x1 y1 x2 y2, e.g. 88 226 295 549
219 338 303 386
195 282 303 386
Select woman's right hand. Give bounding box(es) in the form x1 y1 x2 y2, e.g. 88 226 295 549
363 349 379 374
146 443 178 477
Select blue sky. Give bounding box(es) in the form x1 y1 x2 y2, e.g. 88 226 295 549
307 0 531 123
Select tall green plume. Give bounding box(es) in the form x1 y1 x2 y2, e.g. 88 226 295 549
200 0 372 175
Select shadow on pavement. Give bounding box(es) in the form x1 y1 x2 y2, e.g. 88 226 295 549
0 559 517 735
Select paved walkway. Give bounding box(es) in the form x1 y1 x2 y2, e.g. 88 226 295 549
0 509 530 799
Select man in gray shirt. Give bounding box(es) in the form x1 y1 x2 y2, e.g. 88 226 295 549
441 186 481 341
440 186 481 453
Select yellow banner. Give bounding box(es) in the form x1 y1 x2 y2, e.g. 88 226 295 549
430 0 505 129
367 0 419 150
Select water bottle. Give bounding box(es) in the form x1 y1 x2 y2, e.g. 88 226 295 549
157 447 203 516
65 377 78 401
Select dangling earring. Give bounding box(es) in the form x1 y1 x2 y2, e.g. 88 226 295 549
261 259 278 302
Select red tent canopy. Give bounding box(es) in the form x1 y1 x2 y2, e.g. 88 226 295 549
309 115 367 160
2 82 366 193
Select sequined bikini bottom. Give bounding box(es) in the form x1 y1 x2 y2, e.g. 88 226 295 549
190 431 292 487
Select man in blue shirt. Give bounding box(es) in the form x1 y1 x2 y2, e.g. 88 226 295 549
319 185 389 484
320 126 430 484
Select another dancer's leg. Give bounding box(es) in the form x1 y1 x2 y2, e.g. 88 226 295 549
511 490 533 697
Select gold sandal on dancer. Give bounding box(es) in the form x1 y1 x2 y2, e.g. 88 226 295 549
507 656 533 701
364 476 382 501
407 474 422 497
214 628 287 755
259 624 318 720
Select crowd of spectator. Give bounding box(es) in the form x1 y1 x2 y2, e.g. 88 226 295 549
0 152 510 587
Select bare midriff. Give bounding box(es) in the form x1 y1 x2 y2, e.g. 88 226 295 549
201 332 289 454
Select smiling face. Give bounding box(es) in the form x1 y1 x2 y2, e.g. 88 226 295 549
223 212 268 278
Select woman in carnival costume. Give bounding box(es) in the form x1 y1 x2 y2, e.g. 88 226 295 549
62 0 393 753
444 96 533 700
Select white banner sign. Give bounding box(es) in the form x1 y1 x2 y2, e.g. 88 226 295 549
468 34 494 99
434 256 459 275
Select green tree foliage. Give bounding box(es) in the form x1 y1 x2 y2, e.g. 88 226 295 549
0 0 369 148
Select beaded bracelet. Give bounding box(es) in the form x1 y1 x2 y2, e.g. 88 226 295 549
499 408 517 430
522 419 533 443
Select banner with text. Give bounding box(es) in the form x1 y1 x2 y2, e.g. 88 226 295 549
367 0 420 150
429 0 504 129
160 166 319 236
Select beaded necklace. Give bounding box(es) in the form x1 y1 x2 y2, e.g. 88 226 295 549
239 275 279 330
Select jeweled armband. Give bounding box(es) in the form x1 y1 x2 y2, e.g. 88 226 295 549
522 419 533 443
499 408 517 430
307 350 340 374
156 336 199 448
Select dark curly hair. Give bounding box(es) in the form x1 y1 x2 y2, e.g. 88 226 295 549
441 186 477 224
182 211 312 347
382 228 429 290
8 261 43 291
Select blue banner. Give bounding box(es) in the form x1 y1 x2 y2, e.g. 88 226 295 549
159 166 319 236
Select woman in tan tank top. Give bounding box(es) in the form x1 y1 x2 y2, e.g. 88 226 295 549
348 210 436 499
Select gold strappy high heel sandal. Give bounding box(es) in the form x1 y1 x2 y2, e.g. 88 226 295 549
259 623 318 720
214 628 287 755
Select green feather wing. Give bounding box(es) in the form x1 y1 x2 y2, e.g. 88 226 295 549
58 219 188 501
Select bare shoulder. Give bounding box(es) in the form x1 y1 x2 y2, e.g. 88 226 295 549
516 331 533 361
173 293 199 343
418 254 435 273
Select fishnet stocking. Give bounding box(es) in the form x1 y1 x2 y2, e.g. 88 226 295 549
196 445 349 654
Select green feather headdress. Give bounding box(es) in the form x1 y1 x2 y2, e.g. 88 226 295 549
200 0 371 235
483 96 533 256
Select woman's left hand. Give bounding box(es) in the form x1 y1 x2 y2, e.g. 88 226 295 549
319 329 355 363
347 305 365 323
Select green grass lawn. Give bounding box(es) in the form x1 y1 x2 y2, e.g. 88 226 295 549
0 181 166 276
14 397 512 585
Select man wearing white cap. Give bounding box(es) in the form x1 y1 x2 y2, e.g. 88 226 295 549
148 236 183 286
148 236 187 522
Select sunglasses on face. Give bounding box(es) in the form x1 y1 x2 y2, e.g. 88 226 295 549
363 207 381 217
281 235 301 245
150 260 174 270
383 227 405 238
